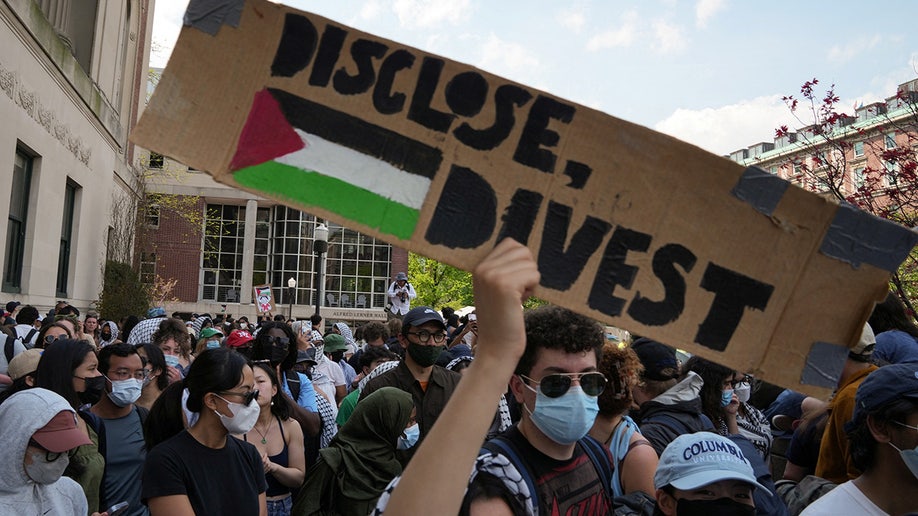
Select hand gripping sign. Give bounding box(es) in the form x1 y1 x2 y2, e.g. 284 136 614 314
132 0 918 395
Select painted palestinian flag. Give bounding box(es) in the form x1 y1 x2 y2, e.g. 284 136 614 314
229 88 443 240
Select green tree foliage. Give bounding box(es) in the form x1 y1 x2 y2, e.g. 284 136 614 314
408 253 474 309
97 260 150 322
408 253 549 311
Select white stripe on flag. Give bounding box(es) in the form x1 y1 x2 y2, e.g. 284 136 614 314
275 129 431 210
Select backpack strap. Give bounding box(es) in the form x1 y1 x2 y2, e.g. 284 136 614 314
285 370 301 401
136 405 149 427
24 328 37 347
3 334 13 364
579 435 614 502
481 435 538 509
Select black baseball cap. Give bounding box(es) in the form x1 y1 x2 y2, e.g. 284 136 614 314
402 306 445 329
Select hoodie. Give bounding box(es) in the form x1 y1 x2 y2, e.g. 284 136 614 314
98 321 119 347
0 388 88 515
636 372 715 455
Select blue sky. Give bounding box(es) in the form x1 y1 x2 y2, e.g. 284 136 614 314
151 0 918 155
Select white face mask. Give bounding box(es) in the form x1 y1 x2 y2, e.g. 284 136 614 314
734 382 751 403
397 423 420 450
25 450 70 484
213 395 260 434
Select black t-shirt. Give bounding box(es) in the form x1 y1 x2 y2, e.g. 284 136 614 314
142 430 267 514
468 426 612 515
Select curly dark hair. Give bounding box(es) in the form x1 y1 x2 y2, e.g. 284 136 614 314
847 398 918 471
597 342 643 416
515 305 604 376
252 321 298 372
684 355 734 425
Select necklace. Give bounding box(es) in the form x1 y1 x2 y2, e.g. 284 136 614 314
250 420 271 445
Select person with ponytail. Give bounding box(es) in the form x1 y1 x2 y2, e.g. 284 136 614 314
141 348 267 515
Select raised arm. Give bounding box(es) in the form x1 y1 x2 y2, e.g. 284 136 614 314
383 238 539 515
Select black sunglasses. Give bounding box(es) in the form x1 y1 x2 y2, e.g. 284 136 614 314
521 372 607 398
269 336 290 347
217 389 259 406
44 334 67 345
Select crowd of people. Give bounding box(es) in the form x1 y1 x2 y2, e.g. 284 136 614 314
0 244 916 515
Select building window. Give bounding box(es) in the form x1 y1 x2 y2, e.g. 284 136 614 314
148 152 164 169
146 204 160 228
324 222 391 309
56 180 79 296
140 252 157 284
853 141 864 157
4 149 34 293
853 167 866 190
271 206 317 306
202 204 247 303
885 132 896 150
885 161 900 186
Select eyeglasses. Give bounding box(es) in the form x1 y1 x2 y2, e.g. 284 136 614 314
217 389 259 406
520 372 607 398
44 334 67 345
268 336 290 347
406 330 447 344
729 375 754 388
107 368 149 381
28 440 62 462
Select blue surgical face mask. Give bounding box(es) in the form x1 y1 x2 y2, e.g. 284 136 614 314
164 354 180 368
397 423 420 450
522 380 599 444
721 389 734 407
206 339 221 349
889 421 918 480
108 378 143 407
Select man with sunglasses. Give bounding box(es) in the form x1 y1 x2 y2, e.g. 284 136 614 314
360 306 462 460
461 305 613 515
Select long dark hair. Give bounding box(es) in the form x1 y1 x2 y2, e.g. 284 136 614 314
868 292 918 339
252 322 298 372
252 362 290 420
35 339 96 409
145 348 250 450
34 322 73 349
136 342 169 391
684 355 734 425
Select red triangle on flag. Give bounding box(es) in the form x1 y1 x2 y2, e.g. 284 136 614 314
230 89 304 171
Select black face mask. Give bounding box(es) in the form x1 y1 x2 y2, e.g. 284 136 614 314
270 344 289 364
676 497 755 516
76 375 107 406
100 332 112 340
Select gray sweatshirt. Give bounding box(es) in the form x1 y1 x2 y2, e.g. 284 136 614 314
0 388 88 515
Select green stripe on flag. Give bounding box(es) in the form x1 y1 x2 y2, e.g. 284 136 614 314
234 161 419 240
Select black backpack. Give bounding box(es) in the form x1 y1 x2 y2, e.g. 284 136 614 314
480 433 614 511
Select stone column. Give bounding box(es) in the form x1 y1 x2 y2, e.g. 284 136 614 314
240 199 257 305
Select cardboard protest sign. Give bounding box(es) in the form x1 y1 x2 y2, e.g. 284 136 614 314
254 285 274 314
133 0 917 395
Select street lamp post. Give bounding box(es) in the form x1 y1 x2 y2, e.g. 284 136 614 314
313 222 328 317
287 277 296 321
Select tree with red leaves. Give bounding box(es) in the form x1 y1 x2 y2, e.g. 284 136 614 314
772 78 918 313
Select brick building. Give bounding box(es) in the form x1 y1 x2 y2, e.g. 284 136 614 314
140 158 406 323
